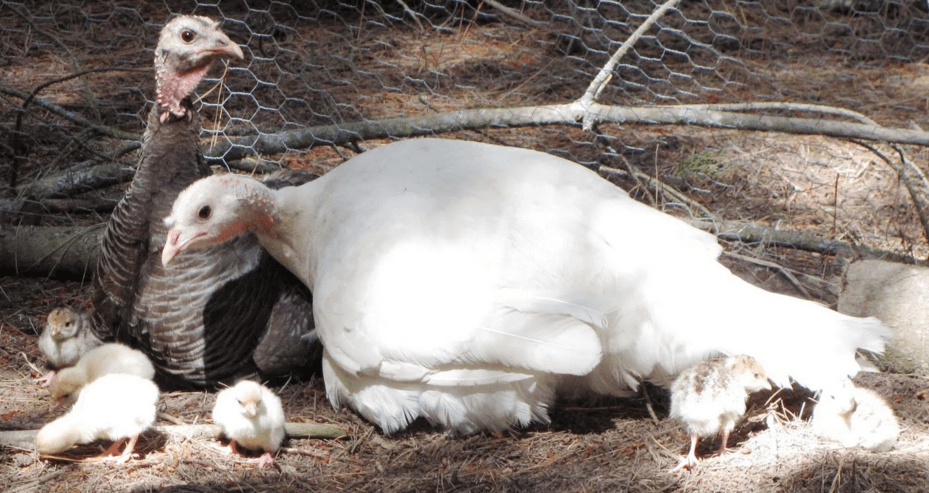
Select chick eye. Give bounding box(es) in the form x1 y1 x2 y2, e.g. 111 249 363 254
181 30 196 43
198 205 212 220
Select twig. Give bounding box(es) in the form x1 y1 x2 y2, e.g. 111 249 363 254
848 139 929 256
0 86 141 141
599 164 715 220
395 0 425 31
280 446 330 460
722 251 813 300
9 67 147 188
639 382 662 426
483 0 545 27
7 5 101 121
682 102 879 126
0 422 346 451
579 0 684 110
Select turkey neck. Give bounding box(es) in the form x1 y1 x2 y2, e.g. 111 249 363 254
244 181 321 290
139 103 209 244
91 101 207 338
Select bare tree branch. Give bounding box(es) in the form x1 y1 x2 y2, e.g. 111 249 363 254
207 103 929 162
0 422 345 452
580 0 684 109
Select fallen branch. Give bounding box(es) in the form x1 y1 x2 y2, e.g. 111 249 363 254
203 102 929 163
0 225 102 280
0 422 346 452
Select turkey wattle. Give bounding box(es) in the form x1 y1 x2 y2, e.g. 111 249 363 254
91 15 320 389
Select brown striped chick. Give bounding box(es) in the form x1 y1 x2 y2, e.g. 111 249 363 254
212 380 285 468
37 373 158 462
670 355 771 470
812 379 899 452
35 307 102 387
49 343 155 407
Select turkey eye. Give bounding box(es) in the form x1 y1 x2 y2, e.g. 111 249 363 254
181 30 195 43
198 205 212 220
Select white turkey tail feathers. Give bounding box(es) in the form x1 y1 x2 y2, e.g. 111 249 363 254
714 286 892 393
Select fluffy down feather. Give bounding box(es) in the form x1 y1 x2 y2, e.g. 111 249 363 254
162 138 890 434
812 380 899 452
36 373 158 461
212 380 285 467
670 355 771 468
36 307 102 386
49 343 155 406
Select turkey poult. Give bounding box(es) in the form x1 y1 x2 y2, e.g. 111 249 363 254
811 380 900 452
669 355 771 470
37 373 159 462
36 307 102 387
162 138 890 434
91 15 320 389
49 343 155 406
212 380 285 468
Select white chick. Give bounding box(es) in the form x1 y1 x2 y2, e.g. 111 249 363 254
670 354 771 470
35 307 102 387
36 373 159 462
812 379 899 452
49 343 155 406
212 380 286 468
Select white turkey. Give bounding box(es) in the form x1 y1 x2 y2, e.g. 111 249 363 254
35 307 102 387
36 373 158 462
49 343 155 406
161 138 890 434
212 380 286 468
811 379 899 452
669 355 771 470
90 15 321 389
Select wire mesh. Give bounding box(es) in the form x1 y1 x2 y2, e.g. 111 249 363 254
1 0 928 260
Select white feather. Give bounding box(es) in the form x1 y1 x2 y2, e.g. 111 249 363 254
49 343 156 405
212 380 285 454
36 374 158 454
165 138 891 434
812 380 900 452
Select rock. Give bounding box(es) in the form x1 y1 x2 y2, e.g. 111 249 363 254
838 260 929 376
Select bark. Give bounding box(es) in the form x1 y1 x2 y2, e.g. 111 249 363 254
0 422 346 451
0 225 102 280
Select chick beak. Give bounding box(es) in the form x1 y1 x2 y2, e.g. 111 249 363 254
243 402 258 417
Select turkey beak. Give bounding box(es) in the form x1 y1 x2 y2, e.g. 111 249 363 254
162 229 183 266
207 31 244 61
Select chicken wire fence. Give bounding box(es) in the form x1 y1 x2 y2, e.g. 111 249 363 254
2 0 929 260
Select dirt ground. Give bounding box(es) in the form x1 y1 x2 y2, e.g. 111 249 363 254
2 1 929 492
1 277 928 492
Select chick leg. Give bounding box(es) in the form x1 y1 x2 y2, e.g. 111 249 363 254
247 451 275 468
99 437 129 458
673 434 700 471
115 433 141 463
34 371 57 387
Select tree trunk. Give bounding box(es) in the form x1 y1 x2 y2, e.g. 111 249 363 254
0 225 102 280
